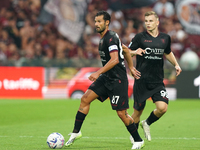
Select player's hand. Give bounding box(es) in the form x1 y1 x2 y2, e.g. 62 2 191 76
88 72 100 82
135 48 146 56
175 65 182 76
130 67 141 79
130 48 145 57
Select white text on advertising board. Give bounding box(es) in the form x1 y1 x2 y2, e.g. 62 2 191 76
0 78 40 90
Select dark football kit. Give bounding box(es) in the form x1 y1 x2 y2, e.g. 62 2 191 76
89 30 129 110
129 31 171 110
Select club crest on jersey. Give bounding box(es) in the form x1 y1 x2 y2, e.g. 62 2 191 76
161 39 165 43
109 37 113 43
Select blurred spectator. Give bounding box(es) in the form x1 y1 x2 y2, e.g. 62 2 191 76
0 0 198 68
37 31 49 49
19 19 35 54
7 43 20 61
153 0 175 19
84 41 98 59
122 19 136 45
0 42 7 63
13 0 30 15
85 3 98 35
171 22 187 43
28 0 41 16
137 23 146 34
169 22 187 58
34 42 43 59
16 10 28 29
107 9 125 36
55 38 67 60
0 8 8 26
46 33 57 50
4 18 21 48
43 47 54 61
66 40 78 58
0 29 13 45
23 38 36 59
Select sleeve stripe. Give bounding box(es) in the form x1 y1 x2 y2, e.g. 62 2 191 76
109 50 118 53
128 42 132 48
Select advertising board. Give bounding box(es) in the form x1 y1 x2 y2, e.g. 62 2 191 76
0 67 44 98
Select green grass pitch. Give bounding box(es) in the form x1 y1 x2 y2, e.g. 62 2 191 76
0 99 199 150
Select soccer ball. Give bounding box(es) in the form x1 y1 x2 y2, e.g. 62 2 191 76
47 132 65 149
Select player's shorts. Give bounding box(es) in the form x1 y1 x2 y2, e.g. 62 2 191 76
88 75 129 110
133 82 169 111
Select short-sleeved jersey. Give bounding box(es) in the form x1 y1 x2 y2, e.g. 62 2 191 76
99 30 127 81
128 31 171 83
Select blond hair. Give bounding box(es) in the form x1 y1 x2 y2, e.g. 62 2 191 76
145 11 159 20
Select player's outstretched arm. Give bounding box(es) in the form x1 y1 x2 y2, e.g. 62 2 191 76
122 44 141 79
130 48 146 57
164 52 182 76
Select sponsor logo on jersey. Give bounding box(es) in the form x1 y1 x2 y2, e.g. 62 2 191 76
145 47 164 55
99 51 105 57
100 39 103 46
145 56 162 59
144 40 152 42
99 50 105 63
144 47 164 60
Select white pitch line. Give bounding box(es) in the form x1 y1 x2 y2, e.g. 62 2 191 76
0 136 199 140
82 137 200 140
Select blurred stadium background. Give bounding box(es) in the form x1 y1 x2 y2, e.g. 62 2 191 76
0 0 199 99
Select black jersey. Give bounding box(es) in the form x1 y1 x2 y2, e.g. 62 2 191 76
128 31 171 83
98 30 127 80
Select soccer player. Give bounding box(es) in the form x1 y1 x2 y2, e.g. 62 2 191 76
128 11 182 143
65 10 144 149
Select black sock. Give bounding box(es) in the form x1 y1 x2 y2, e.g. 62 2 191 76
135 121 140 129
146 111 159 126
73 111 86 133
126 123 142 142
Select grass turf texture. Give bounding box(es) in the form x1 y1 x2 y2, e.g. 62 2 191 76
0 99 199 150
